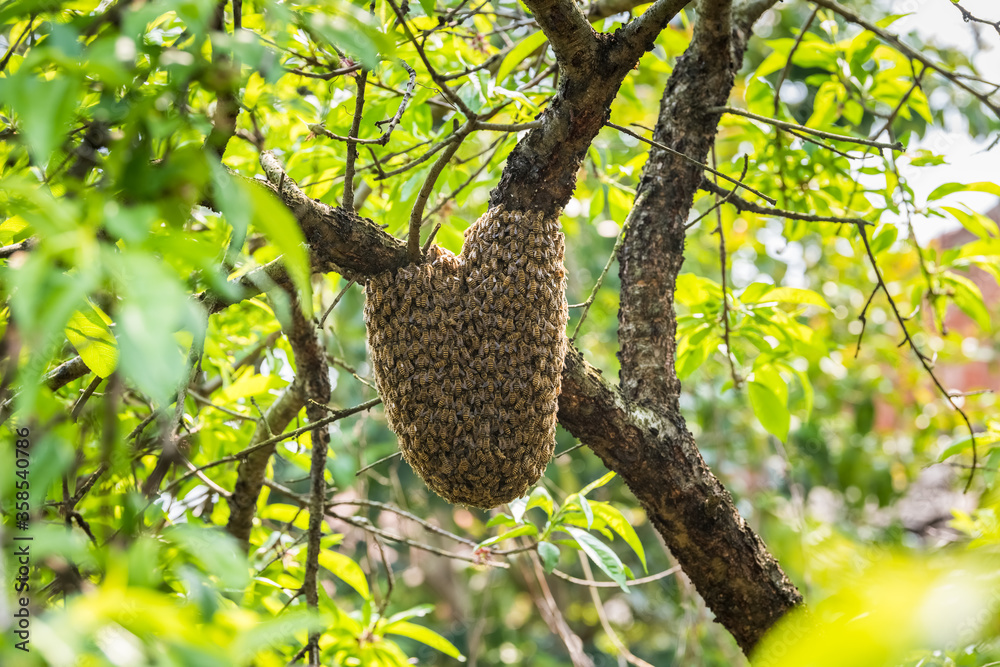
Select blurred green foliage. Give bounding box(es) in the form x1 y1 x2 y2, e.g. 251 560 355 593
1 0 999 664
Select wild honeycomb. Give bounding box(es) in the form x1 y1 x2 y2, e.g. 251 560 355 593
364 207 568 508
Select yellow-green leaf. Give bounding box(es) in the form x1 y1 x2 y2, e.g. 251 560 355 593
748 381 789 441
383 621 466 661
318 550 370 600
496 30 547 84
765 287 830 310
590 502 647 573
65 304 119 378
247 185 314 317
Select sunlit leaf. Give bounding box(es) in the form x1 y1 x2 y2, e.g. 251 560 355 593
383 621 466 661
563 526 629 593
64 303 118 378
748 381 789 442
318 550 371 600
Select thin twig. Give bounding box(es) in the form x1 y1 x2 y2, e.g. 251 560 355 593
421 222 443 256
319 280 356 327
342 70 368 211
714 106 904 152
158 398 382 496
328 510 509 567
854 222 980 491
853 284 881 358
773 7 819 116
327 498 478 546
811 0 1000 119
385 0 479 119
579 555 657 667
607 122 777 205
356 450 403 475
70 376 103 422
570 220 630 342
700 179 874 226
686 155 749 230
712 147 741 389
408 122 474 261
552 564 681 588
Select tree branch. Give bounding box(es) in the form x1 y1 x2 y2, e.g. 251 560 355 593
610 1 803 653
522 0 599 70
258 151 409 277
557 347 802 653
700 178 875 226
225 380 306 548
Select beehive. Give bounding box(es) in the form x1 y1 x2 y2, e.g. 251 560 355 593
364 206 568 508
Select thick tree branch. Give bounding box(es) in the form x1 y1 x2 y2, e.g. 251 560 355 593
611 0 691 69
523 0 599 69
617 0 737 409
225 380 306 547
489 0 690 218
558 348 801 653
258 151 409 278
611 0 803 653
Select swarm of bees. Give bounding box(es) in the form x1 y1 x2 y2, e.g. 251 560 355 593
364 207 568 509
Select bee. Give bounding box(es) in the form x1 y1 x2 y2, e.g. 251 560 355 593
531 371 543 390
422 329 430 347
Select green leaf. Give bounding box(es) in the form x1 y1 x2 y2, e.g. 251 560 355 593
908 149 945 167
590 502 647 573
942 206 998 240
578 495 594 528
477 523 538 549
115 252 193 404
927 181 1000 202
508 495 528 523
869 225 899 255
765 287 831 310
526 487 554 517
749 381 790 441
537 542 560 573
485 513 516 528
942 272 991 330
384 604 435 626
495 30 548 84
676 273 723 306
418 0 435 16
163 524 249 590
306 5 395 69
579 471 616 497
318 550 371 600
740 282 774 303
937 432 1000 462
64 303 119 378
752 363 788 403
0 71 81 164
563 526 629 593
383 622 466 661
